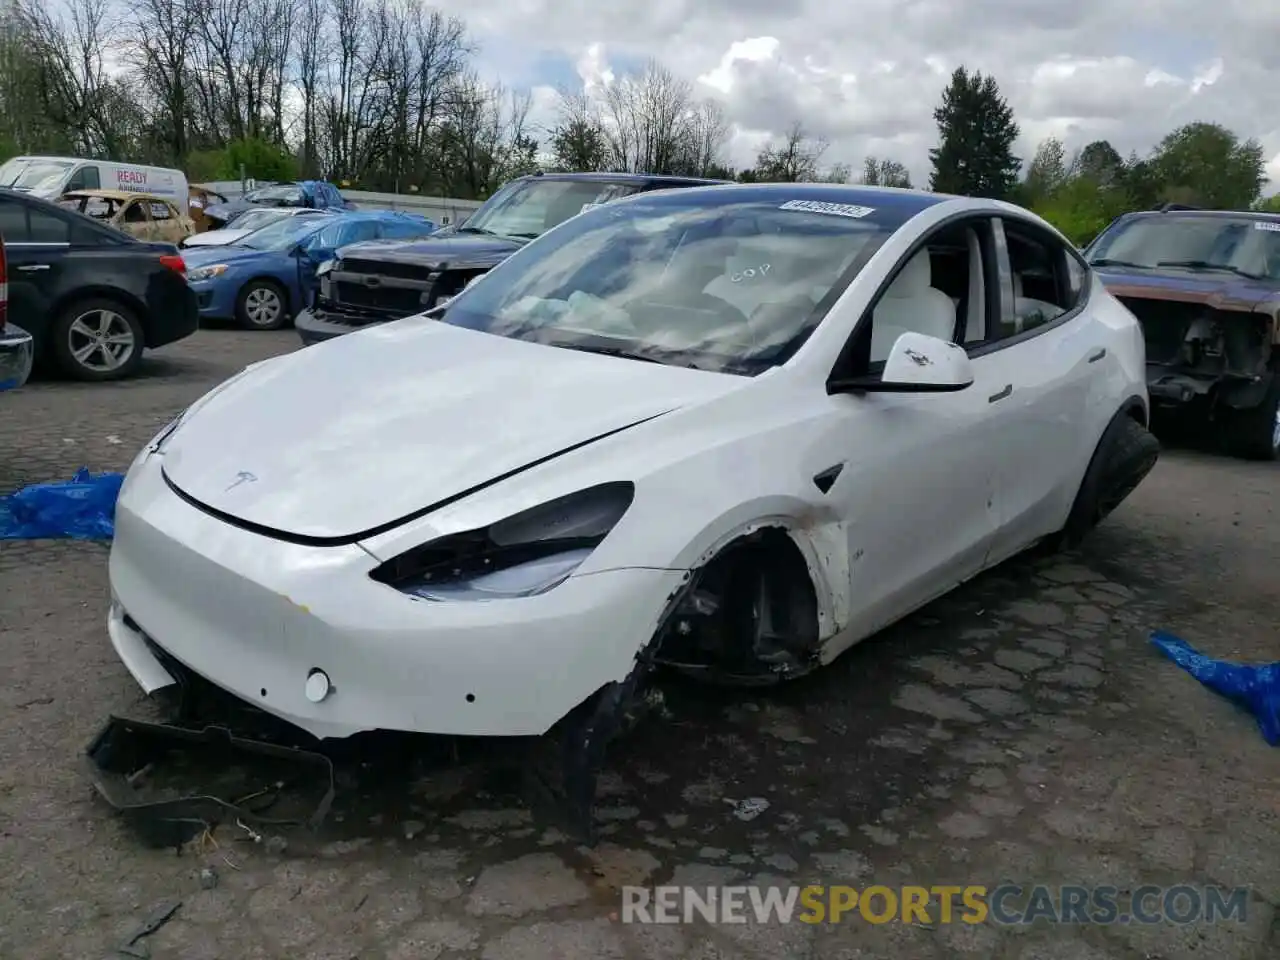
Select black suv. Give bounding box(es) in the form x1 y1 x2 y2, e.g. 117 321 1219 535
0 187 199 381
295 172 728 345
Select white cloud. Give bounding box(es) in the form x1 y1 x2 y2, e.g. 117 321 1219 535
439 0 1280 194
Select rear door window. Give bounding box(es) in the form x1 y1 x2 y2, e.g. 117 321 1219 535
29 207 73 243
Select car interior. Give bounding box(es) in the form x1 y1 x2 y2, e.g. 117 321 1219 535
845 218 1080 371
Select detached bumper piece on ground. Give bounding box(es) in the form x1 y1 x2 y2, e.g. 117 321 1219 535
86 631 645 847
84 652 336 849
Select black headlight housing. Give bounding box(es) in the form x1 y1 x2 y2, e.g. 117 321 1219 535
370 482 635 601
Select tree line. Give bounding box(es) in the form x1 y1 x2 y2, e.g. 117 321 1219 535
0 0 1272 226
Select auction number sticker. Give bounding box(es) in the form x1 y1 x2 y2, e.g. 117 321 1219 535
1254 221 1280 232
780 199 875 219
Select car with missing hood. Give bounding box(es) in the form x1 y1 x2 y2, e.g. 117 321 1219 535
294 171 728 345
1085 206 1280 459
105 183 1158 834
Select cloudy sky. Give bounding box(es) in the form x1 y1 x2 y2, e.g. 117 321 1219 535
434 0 1280 192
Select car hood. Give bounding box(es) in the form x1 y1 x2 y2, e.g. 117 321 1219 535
160 320 745 542
1095 267 1280 313
183 229 251 247
336 232 524 271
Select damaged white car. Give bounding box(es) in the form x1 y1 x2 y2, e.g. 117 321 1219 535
105 183 1158 835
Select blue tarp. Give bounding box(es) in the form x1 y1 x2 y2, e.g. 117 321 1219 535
1150 631 1280 746
0 468 124 540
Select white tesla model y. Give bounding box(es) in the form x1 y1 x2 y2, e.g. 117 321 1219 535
105 182 1159 830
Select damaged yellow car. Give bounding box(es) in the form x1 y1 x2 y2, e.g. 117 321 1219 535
59 189 195 245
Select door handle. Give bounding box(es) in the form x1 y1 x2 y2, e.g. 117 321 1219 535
17 264 50 271
988 384 1013 403
1088 347 1107 363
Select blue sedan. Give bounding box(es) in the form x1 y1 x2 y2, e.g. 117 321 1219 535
182 210 436 330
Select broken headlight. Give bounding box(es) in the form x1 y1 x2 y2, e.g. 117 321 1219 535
370 482 635 601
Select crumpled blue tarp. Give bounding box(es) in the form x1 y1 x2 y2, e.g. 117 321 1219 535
1150 631 1280 745
0 468 124 540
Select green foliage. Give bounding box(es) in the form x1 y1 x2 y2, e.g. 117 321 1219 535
1148 122 1266 209
216 138 300 182
549 118 609 173
928 67 1021 199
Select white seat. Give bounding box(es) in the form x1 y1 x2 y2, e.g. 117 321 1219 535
870 250 956 362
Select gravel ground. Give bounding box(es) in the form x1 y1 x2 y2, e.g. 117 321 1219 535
1 329 1277 960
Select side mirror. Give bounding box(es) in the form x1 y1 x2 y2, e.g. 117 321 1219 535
828 331 974 394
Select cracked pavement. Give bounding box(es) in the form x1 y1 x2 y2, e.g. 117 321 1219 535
2 329 1278 959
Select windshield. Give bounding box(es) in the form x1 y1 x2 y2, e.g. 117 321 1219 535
235 216 319 251
461 178 639 240
1088 215 1280 281
438 191 900 375
1 158 75 192
244 184 305 206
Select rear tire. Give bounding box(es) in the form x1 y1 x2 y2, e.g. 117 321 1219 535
1222 373 1280 461
50 298 145 381
236 280 289 330
1050 411 1160 551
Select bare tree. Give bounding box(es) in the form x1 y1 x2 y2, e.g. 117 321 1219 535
860 156 911 187
752 121 828 181
16 0 130 155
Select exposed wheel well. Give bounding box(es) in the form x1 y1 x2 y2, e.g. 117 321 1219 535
650 526 822 685
1122 395 1148 428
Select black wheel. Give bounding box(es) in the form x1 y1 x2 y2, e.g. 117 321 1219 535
1222 372 1280 461
50 297 145 381
236 279 289 330
1053 411 1160 550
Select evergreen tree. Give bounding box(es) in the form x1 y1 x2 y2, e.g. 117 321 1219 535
928 67 1021 199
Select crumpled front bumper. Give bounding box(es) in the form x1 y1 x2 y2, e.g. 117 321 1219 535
107 453 685 741
0 322 34 391
293 306 383 346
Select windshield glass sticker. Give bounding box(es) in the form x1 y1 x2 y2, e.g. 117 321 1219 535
780 199 874 219
1254 221 1280 232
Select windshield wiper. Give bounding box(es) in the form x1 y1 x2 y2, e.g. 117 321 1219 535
1155 260 1264 280
1089 258 1148 269
456 225 498 236
552 342 666 365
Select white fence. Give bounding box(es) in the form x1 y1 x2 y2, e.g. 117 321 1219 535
196 181 483 225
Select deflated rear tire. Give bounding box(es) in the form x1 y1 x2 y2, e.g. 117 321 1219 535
1051 411 1160 551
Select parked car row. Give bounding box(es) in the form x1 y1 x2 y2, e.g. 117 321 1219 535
0 178 435 381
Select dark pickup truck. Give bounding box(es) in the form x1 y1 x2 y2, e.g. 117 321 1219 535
1085 207 1280 460
294 171 727 346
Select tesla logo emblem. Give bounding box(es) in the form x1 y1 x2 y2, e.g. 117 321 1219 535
904 348 932 366
224 471 258 492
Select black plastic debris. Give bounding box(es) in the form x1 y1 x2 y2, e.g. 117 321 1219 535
85 716 335 849
115 899 181 958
